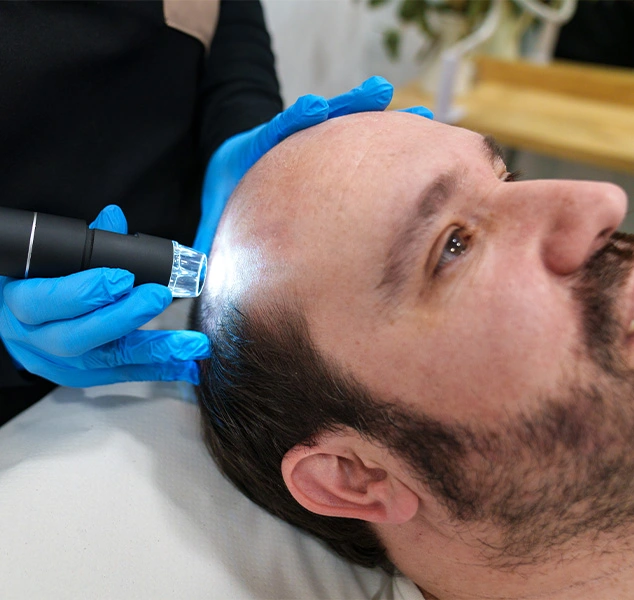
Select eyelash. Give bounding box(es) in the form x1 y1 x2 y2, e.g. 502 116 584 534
505 170 521 182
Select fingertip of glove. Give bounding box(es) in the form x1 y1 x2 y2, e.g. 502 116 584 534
89 205 128 233
361 75 394 103
399 106 435 120
362 75 391 90
163 332 211 361
104 269 135 292
127 283 173 316
158 361 201 385
185 335 212 360
102 204 125 219
293 94 329 119
183 361 202 385
149 284 174 309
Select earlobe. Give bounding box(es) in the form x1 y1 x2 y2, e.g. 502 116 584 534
281 433 419 524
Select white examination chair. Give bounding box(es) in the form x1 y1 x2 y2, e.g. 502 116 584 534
0 322 422 600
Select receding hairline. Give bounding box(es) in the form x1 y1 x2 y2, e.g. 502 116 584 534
228 109 449 214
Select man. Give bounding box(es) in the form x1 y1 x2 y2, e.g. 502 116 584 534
192 111 634 599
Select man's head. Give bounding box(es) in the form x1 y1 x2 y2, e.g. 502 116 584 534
192 112 634 577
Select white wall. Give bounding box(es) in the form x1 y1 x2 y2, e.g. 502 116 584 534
262 0 421 103
261 0 634 228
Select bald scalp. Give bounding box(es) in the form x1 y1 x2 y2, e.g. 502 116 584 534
219 115 363 237
204 110 447 325
205 113 383 310
216 111 435 246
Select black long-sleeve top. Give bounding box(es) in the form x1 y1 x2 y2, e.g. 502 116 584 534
0 0 283 416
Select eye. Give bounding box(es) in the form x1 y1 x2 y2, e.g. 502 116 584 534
435 229 469 273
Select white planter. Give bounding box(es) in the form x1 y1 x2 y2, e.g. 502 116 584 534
418 12 475 96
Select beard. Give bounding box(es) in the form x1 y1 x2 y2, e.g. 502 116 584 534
379 232 634 568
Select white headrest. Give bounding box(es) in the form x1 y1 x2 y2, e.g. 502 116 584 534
0 381 421 599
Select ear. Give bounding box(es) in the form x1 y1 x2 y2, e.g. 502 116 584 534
281 431 419 524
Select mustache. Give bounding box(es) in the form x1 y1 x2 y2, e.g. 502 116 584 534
586 231 634 272
573 231 634 375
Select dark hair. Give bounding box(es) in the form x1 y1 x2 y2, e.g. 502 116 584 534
190 298 396 571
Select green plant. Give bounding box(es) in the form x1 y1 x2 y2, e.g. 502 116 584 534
367 0 522 60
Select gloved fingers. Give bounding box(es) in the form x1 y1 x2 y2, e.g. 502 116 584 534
326 76 394 119
193 81 397 255
398 106 434 119
23 284 172 357
255 93 329 153
82 330 211 369
89 204 128 234
2 269 134 325
41 360 203 387
194 94 331 254
98 360 203 385
192 217 216 256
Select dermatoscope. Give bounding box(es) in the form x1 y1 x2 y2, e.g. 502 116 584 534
0 207 207 297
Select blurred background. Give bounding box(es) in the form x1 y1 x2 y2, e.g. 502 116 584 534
260 0 634 229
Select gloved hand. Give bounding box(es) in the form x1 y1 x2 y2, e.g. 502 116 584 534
0 205 211 388
193 76 434 253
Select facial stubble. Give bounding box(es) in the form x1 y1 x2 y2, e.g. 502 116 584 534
381 232 634 568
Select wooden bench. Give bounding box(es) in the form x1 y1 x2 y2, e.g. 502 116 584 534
390 56 634 174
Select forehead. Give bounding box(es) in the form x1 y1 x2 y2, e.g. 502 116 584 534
212 113 488 308
281 115 483 250
242 113 485 237
311 112 484 179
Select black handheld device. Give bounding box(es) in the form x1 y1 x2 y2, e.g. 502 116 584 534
0 207 206 297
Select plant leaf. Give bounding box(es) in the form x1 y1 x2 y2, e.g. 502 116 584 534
383 28 402 60
399 0 426 23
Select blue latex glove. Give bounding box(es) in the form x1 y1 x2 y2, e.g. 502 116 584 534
193 76 434 253
0 205 211 388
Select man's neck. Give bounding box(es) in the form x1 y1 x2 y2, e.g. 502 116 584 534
417 558 634 600
382 520 634 600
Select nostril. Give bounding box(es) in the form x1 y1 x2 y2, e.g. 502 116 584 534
598 227 613 242
588 227 617 262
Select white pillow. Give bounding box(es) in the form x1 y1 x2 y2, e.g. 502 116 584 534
0 381 422 600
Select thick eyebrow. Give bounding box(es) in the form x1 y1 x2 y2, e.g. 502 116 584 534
376 134 504 304
482 134 506 167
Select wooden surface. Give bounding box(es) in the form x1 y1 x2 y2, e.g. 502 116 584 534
390 56 634 173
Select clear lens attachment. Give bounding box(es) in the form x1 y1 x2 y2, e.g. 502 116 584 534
168 241 207 298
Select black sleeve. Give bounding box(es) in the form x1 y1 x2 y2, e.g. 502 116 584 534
198 0 284 166
0 342 56 425
0 342 27 388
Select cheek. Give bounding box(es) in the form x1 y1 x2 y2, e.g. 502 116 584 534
470 281 568 366
312 257 584 426
431 265 579 418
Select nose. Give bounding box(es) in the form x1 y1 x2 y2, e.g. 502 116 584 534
505 180 628 276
